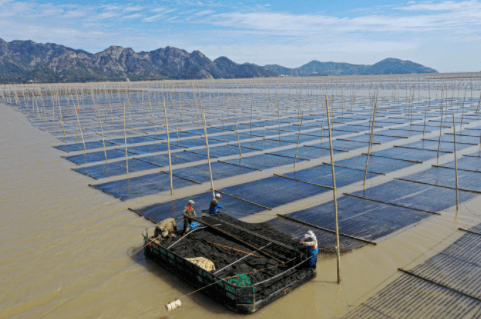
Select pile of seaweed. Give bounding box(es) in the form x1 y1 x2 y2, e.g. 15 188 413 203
161 215 313 300
203 214 306 248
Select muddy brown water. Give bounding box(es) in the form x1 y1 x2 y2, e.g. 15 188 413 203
2 81 481 318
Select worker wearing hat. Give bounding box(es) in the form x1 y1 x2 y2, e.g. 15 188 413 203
209 193 223 215
301 230 318 268
182 199 197 234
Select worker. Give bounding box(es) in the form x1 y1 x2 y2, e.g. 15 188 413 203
154 217 177 239
182 200 197 234
209 193 223 215
301 230 318 268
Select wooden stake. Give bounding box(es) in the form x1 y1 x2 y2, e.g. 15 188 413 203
423 101 427 141
74 99 86 152
232 100 242 157
201 108 215 198
99 117 108 163
326 95 341 284
123 102 129 175
364 102 378 186
162 96 174 196
320 115 325 145
294 111 303 169
453 115 460 219
437 91 445 165
148 100 157 135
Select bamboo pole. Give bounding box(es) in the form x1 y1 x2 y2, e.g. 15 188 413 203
364 102 378 186
148 100 157 135
99 117 108 163
170 90 180 142
320 115 325 146
423 102 427 142
453 115 460 219
460 87 467 129
74 98 86 151
232 100 242 157
293 111 303 169
162 96 174 196
201 108 215 198
123 102 129 175
325 95 341 284
437 91 445 165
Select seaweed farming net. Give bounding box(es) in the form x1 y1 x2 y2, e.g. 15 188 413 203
342 274 481 319
283 165 379 188
130 192 266 223
173 162 257 183
353 180 477 213
91 172 197 200
336 155 415 174
343 227 481 319
74 158 160 179
220 176 329 209
268 146 342 160
284 195 431 241
372 147 448 163
400 166 481 193
223 153 308 170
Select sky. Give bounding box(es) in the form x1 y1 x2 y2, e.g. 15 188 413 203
0 0 480 72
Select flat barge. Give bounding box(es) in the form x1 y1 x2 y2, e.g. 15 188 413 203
143 214 316 313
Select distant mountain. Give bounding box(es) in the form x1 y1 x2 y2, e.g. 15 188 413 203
214 57 276 78
263 58 437 76
0 38 275 83
0 38 437 83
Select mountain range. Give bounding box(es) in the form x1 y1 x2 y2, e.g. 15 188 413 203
0 38 437 83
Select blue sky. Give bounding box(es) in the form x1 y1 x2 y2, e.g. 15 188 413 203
0 0 480 72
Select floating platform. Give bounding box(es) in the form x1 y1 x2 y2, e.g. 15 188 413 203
142 214 316 314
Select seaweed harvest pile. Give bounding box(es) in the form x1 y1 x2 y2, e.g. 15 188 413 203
144 213 316 313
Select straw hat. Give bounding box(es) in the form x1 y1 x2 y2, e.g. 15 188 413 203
188 200 195 204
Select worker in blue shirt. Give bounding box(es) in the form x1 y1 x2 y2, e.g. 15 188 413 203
209 193 223 215
301 230 318 268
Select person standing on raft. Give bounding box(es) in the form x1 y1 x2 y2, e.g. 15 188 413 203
182 200 197 234
209 193 223 215
301 230 318 268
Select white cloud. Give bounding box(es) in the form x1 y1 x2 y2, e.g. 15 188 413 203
100 4 123 11
143 14 166 22
152 7 167 12
63 9 88 19
398 0 481 11
193 10 214 16
122 13 143 20
124 5 143 12
200 2 481 37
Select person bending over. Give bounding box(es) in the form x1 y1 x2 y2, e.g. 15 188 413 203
154 217 177 239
